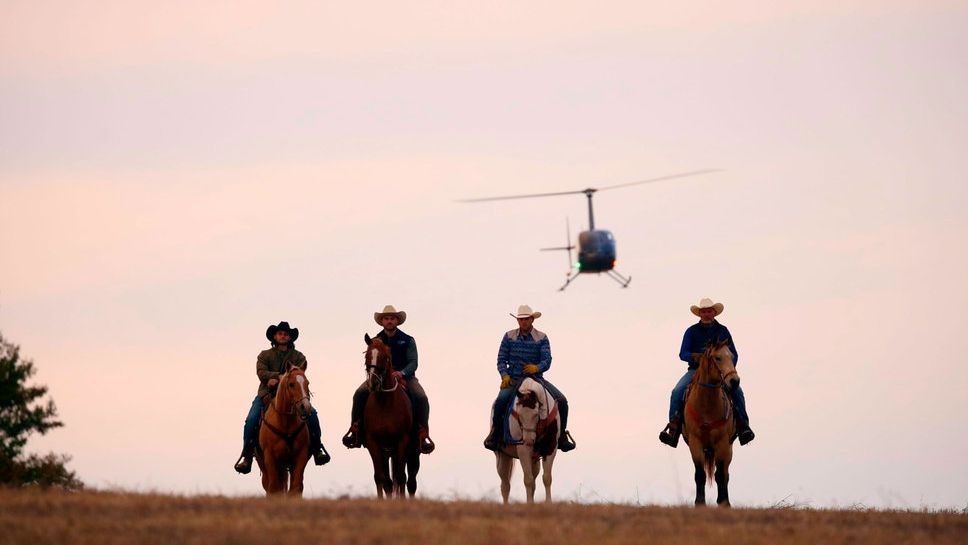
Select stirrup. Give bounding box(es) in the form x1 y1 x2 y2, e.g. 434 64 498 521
342 424 361 449
234 454 253 474
558 430 576 452
419 432 436 454
314 447 331 466
659 424 680 448
738 428 755 446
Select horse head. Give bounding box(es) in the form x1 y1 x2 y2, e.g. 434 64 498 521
700 339 740 391
276 363 313 421
363 334 393 393
513 381 546 447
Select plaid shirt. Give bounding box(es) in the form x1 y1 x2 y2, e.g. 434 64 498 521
496 328 552 379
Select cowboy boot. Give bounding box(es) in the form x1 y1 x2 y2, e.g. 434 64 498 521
233 444 254 474
659 416 681 448
418 426 436 454
342 422 362 448
736 418 756 446
558 430 576 452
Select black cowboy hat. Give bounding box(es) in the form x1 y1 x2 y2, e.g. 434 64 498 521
266 321 299 343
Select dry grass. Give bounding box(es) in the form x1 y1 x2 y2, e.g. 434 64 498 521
0 488 964 545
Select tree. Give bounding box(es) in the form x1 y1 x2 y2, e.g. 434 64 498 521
0 332 82 489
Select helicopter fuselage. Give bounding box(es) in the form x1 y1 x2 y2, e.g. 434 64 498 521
577 229 617 272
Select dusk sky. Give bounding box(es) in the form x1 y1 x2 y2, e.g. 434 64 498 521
2 1 966 507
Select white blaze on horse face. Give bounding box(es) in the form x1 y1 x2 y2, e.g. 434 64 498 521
295 374 310 410
368 348 381 376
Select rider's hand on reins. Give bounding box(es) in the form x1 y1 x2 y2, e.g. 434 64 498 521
522 364 539 375
268 378 279 387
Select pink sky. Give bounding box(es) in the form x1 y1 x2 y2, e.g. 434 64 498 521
2 2 966 506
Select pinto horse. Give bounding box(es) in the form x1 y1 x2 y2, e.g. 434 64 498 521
255 363 313 496
496 378 559 504
362 334 419 498
682 339 740 506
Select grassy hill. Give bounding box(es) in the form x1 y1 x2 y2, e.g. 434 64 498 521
0 488 964 545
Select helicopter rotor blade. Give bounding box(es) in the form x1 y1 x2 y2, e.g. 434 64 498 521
596 169 722 192
457 189 589 203
566 218 574 270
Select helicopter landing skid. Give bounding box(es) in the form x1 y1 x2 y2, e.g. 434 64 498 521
606 269 632 288
557 269 631 291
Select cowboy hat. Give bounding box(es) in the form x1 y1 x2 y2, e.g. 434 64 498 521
266 321 299 343
690 298 724 317
374 305 407 326
510 304 542 319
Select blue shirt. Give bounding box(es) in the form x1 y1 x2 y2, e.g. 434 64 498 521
679 320 738 369
496 328 552 379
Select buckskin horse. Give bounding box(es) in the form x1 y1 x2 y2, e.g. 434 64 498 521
362 334 420 498
682 339 740 507
495 377 559 504
255 363 313 496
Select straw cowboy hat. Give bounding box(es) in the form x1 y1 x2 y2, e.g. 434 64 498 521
374 305 407 326
510 304 542 319
690 298 724 317
266 321 299 343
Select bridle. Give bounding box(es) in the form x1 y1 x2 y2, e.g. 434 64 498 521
698 346 738 390
365 349 400 393
272 369 312 418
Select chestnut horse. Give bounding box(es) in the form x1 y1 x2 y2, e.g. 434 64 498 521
362 334 419 498
496 378 559 504
255 363 313 496
682 339 740 506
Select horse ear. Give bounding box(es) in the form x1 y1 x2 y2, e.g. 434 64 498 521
364 333 372 346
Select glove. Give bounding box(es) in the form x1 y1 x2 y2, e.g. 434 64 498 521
500 375 512 389
522 364 539 375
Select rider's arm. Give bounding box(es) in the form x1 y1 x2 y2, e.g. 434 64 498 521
400 339 418 379
496 334 511 377
722 326 738 366
679 328 695 366
256 351 280 383
537 336 552 374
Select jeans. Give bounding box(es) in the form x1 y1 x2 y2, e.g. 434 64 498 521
489 377 569 438
242 395 322 451
669 370 750 430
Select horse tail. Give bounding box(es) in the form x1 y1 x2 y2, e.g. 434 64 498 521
703 448 715 486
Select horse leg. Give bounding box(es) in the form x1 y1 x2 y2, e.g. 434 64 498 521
715 443 733 507
407 451 420 497
687 441 706 506
392 441 408 498
496 452 512 504
516 445 536 504
367 444 387 499
541 452 556 503
290 457 308 498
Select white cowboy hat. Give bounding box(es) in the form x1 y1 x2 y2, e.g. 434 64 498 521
690 297 724 317
510 304 542 320
374 305 407 326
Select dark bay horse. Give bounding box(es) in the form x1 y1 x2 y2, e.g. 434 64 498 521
255 363 312 496
362 334 419 498
682 339 740 506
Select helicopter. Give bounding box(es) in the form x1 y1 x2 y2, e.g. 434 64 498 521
460 169 721 291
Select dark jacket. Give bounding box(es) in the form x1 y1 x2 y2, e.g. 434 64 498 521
376 329 418 379
679 320 738 369
256 347 308 398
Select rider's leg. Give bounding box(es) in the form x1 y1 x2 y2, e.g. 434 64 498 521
541 380 575 452
731 384 755 445
234 395 263 474
484 386 516 450
308 408 331 465
660 369 695 447
407 377 435 454
342 382 369 448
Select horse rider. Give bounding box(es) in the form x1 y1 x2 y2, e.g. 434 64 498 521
659 298 756 448
483 305 576 452
342 305 436 454
234 321 330 474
